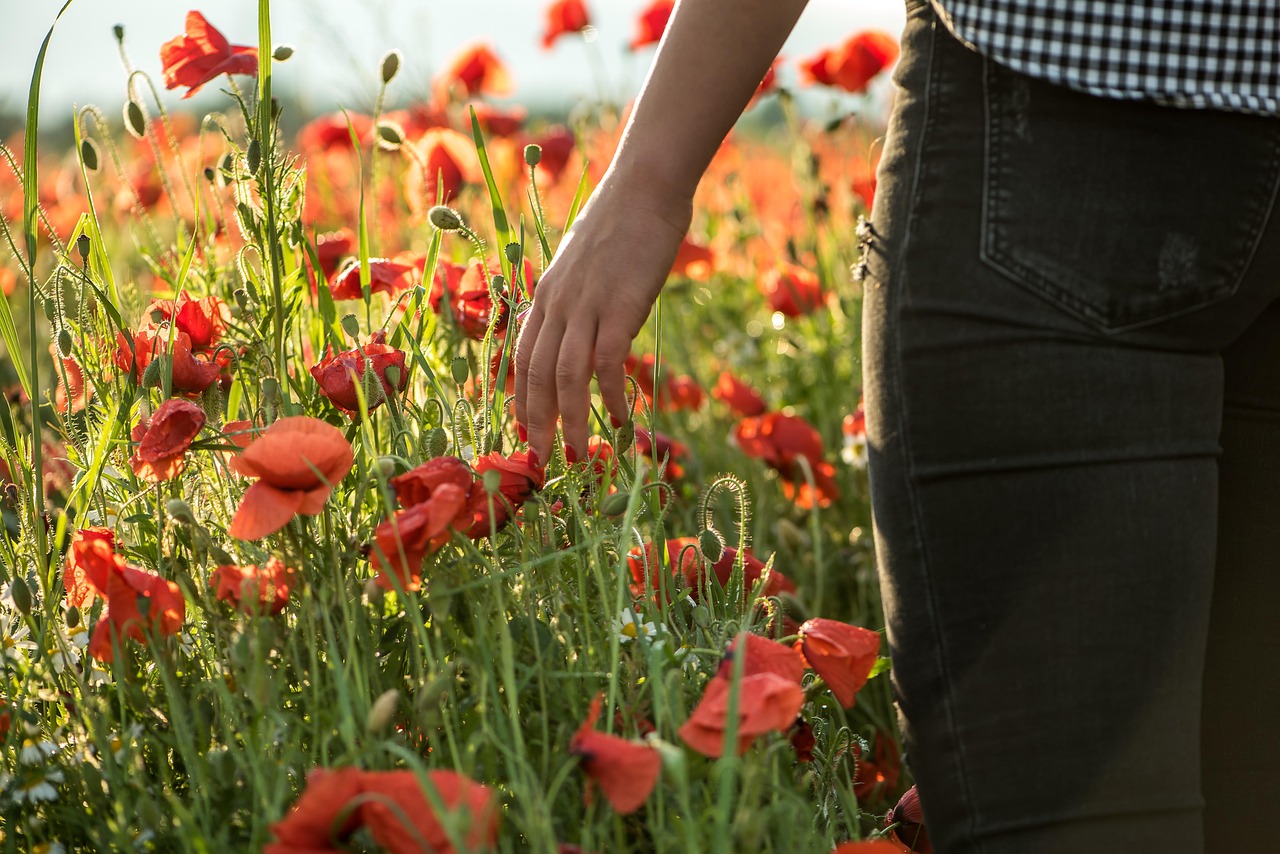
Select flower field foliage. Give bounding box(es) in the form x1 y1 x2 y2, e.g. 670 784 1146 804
0 1 930 851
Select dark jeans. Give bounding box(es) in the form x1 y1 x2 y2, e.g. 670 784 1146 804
862 2 1280 852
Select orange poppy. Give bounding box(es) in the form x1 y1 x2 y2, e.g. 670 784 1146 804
569 694 661 814
678 671 805 757
310 331 409 416
129 399 206 482
435 42 513 99
630 0 674 50
405 128 482 212
718 632 806 684
712 370 766 417
64 527 116 609
228 417 354 540
543 0 591 49
266 767 499 854
669 235 715 280
795 618 881 708
799 30 899 95
160 11 258 99
886 785 933 853
140 293 229 352
114 329 222 394
372 482 469 591
627 537 797 604
211 557 295 616
831 842 911 853
759 262 826 317
733 411 840 508
428 258 512 339
297 111 374 153
53 354 90 414
89 561 186 662
470 101 528 137
328 256 417 301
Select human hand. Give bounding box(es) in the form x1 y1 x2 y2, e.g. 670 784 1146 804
514 174 691 469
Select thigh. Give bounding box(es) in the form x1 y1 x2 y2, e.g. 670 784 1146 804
1202 298 1280 853
862 6 1280 853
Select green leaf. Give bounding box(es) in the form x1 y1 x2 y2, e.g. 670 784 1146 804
469 107 513 279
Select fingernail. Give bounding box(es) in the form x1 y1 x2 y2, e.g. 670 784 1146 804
517 422 528 443
528 448 541 470
564 443 578 465
610 415 623 429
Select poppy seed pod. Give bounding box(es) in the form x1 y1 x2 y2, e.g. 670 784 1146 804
524 143 542 167
76 233 91 260
340 314 361 339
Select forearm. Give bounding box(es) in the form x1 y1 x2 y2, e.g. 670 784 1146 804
605 0 810 217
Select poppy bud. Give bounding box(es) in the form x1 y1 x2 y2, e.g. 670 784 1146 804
383 364 401 389
262 376 280 406
246 139 261 175
428 205 465 232
233 288 249 312
113 24 125 42
380 49 402 84
141 357 165 389
375 456 398 478
504 242 522 265
272 45 294 61
220 152 236 181
42 298 58 323
776 518 808 551
80 138 100 172
692 604 710 628
614 420 634 456
125 100 146 139
417 669 455 713
203 166 216 182
777 591 809 624
524 143 542 167
699 526 727 562
271 97 282 121
340 314 361 339
76 233 91 261
165 498 196 525
425 427 448 458
376 121 404 151
366 689 400 733
65 605 80 629
600 492 630 517
451 356 469 385
481 468 503 495
10 576 32 615
56 328 74 357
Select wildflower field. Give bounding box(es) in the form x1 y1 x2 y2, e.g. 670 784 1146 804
0 2 927 851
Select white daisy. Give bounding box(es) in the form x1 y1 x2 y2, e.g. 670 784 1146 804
612 608 657 645
19 738 58 765
2 622 38 663
11 768 64 804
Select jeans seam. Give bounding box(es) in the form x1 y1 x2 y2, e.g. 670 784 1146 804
893 16 987 851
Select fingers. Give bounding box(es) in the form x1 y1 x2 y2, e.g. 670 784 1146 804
593 332 631 429
517 310 563 469
555 319 597 465
513 305 545 444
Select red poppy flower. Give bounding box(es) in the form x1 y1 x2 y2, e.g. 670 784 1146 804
569 694 661 814
140 293 229 352
718 632 805 684
669 235 715 280
129 399 206 482
474 450 545 506
887 784 933 853
733 411 839 507
391 456 476 507
759 262 826 317
528 124 576 183
310 331 409 416
328 257 417 301
799 30 899 94
795 618 880 708
712 370 766 417
297 112 374 153
543 0 591 49
854 730 902 805
632 426 689 480
435 42 513 99
372 482 469 591
429 259 514 339
406 128 481 211
64 527 116 609
54 355 90 414
678 671 805 757
627 537 796 604
114 329 222 394
0 700 9 740
832 842 911 854
89 561 187 662
790 717 816 762
160 11 258 99
228 417 355 540
211 557 295 615
385 455 516 550
469 101 528 137
630 0 674 50
315 229 355 278
267 767 499 854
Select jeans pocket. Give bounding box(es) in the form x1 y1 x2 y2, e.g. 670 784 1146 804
980 59 1280 332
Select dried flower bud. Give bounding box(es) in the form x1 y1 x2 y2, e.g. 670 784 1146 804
76 233 91 260
524 143 542 167
380 49 402 84
80 138 99 172
427 205 465 232
272 45 294 61
125 100 146 139
366 689 400 733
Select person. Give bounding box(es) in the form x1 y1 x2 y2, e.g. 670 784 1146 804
513 1 1280 851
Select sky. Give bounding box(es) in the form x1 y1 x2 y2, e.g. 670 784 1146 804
2 1 907 119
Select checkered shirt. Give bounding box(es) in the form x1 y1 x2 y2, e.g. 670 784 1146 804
933 0 1280 114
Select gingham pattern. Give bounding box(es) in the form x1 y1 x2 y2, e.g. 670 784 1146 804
933 0 1280 114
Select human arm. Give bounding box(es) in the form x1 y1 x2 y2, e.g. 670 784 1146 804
513 0 811 467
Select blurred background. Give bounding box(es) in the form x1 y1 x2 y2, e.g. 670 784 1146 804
2 0 907 131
